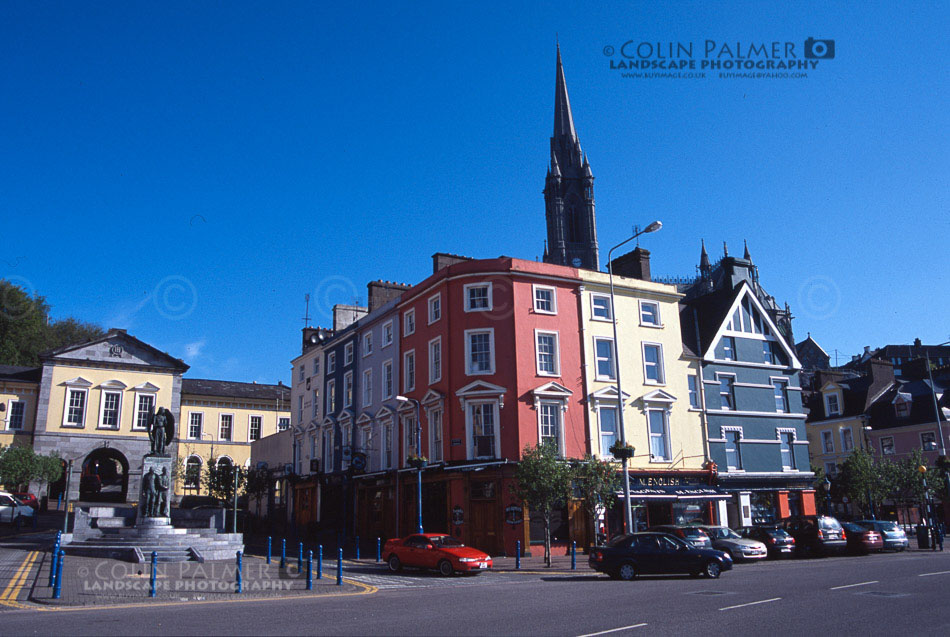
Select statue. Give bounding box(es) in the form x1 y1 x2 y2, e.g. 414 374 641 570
156 467 170 517
147 406 175 456
141 468 157 517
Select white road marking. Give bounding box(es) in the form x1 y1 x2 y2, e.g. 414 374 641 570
719 597 781 611
577 623 648 636
919 570 950 577
830 580 878 590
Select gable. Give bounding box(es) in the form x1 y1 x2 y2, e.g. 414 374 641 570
42 329 189 372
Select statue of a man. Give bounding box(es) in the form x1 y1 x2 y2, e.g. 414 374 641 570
150 409 167 455
156 467 170 517
141 468 157 517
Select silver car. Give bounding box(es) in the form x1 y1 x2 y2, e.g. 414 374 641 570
855 520 909 551
700 526 768 562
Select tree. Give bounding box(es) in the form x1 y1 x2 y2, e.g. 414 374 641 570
34 453 65 499
0 445 37 490
204 457 246 504
571 454 620 547
837 449 887 518
512 442 572 567
245 467 271 517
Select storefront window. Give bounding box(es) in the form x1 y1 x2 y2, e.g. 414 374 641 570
750 492 776 525
672 502 708 525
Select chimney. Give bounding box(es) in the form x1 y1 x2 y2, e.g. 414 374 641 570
866 357 895 387
608 247 652 281
367 280 410 312
914 337 923 349
332 304 368 331
432 252 473 274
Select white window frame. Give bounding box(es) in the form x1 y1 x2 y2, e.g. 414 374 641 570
597 404 619 458
642 342 665 385
647 408 671 462
778 429 797 470
722 426 743 471
133 392 155 431
248 414 263 442
362 369 373 407
772 378 789 413
428 406 444 463
840 427 854 452
362 332 373 357
219 413 234 441
298 365 305 384
465 328 496 376
466 400 500 460
593 337 616 381
322 427 334 473
718 374 736 410
187 411 204 440
428 293 442 324
383 420 393 470
880 436 895 455
821 430 835 454
328 352 336 374
429 337 442 384
313 357 320 375
721 336 736 361
532 285 557 315
344 342 354 366
97 390 123 430
537 400 564 455
403 350 416 392
343 371 354 408
403 309 416 336
63 387 89 428
278 417 290 432
463 282 493 312
326 379 336 415
402 413 417 466
7 400 26 431
687 375 699 409
312 389 319 419
382 360 394 400
591 294 612 321
824 392 840 416
638 300 661 327
921 431 937 450
535 330 560 377
382 320 394 347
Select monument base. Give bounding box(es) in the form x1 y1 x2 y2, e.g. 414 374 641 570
139 455 174 521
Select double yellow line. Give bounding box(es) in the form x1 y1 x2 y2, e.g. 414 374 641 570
0 550 40 603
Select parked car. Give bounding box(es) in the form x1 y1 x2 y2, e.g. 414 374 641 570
589 532 733 580
383 533 492 576
647 525 712 549
854 520 909 551
781 515 847 556
698 525 767 562
842 522 884 554
738 525 796 559
0 491 35 529
12 493 39 511
179 495 224 509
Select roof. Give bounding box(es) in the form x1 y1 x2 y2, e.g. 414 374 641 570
181 378 290 402
680 285 743 356
40 328 189 372
0 365 41 383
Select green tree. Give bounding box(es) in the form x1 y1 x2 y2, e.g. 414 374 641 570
837 449 888 518
203 458 246 504
0 445 37 490
245 467 271 517
34 453 65 498
571 454 620 547
512 442 572 567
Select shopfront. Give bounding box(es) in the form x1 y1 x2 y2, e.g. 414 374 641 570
717 474 817 528
605 470 725 537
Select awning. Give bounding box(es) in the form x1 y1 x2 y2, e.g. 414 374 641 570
618 485 732 502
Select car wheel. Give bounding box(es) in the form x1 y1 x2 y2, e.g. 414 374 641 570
387 555 402 573
618 562 637 581
438 560 454 577
704 561 721 579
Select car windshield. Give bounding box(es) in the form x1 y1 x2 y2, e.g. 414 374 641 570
818 517 842 531
874 521 900 532
767 529 791 539
430 536 464 548
707 527 741 540
681 528 708 538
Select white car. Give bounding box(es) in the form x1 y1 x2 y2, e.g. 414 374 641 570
0 491 35 529
700 525 768 562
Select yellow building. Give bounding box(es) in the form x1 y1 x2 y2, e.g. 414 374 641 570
0 366 41 451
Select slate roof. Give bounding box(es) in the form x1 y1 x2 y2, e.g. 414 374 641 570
181 378 290 402
39 328 189 372
680 284 743 357
0 365 41 383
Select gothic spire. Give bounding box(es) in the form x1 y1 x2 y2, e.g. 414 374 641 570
553 44 577 142
743 240 751 261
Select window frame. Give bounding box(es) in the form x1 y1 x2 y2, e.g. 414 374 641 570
920 431 937 450
187 411 203 440
723 427 743 471
535 330 560 377
642 342 665 385
593 337 617 381
362 332 373 357
344 342 354 366
362 369 373 407
821 430 835 454
779 431 796 470
327 352 336 374
687 375 700 409
538 401 563 455
6 400 26 431
63 387 88 428
382 360 394 400
467 400 499 460
647 408 671 462
97 390 122 430
463 282 493 312
428 293 442 324
133 392 155 431
718 374 736 410
880 436 895 455
532 285 557 315
343 371 354 408
326 379 336 415
840 427 854 452
248 414 263 442
403 309 416 336
721 336 736 361
429 337 442 384
403 350 416 392
824 392 840 416
590 294 613 321
428 407 444 463
465 328 496 376
382 320 394 347
597 405 619 458
219 413 234 441
638 300 661 327
772 378 789 413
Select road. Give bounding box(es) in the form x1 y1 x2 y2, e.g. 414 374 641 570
2 548 950 635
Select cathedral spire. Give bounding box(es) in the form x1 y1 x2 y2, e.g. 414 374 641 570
553 44 577 142
743 240 751 261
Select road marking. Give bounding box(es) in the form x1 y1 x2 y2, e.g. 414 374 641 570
577 622 648 636
719 597 781 611
830 580 878 590
0 551 39 601
919 570 950 577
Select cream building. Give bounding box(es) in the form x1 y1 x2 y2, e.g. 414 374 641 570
0 366 41 450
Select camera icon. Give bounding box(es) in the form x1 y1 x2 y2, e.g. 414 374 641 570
804 37 835 59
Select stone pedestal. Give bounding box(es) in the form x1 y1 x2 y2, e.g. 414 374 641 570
139 455 174 521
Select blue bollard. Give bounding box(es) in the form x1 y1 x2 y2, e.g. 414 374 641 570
336 548 342 586
266 536 271 564
57 494 62 510
317 545 323 579
280 538 286 569
236 551 243 593
516 541 521 570
355 536 360 560
298 542 303 572
149 551 157 597
48 543 60 587
571 541 576 570
52 551 64 599
376 537 381 563
307 550 313 591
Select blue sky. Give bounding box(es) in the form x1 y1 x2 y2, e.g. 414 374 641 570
2 1 947 381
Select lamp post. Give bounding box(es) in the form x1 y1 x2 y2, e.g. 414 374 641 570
919 465 930 529
396 395 423 534
863 424 876 519
607 220 662 534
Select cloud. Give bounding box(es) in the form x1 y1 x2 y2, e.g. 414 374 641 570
184 339 206 360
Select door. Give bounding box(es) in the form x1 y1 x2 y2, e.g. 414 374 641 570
470 500 501 555
657 534 696 574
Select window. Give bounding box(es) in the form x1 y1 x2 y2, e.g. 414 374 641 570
343 372 354 407
773 379 789 413
921 431 937 450
464 283 492 311
533 285 557 314
344 342 354 366
780 432 796 469
591 294 612 320
278 417 290 432
249 416 262 441
648 410 670 461
8 401 25 430
721 337 736 361
429 338 442 383
134 394 154 430
639 301 660 326
404 309 415 336
471 402 496 458
362 332 373 356
822 430 834 454
429 408 443 463
312 389 319 418
535 331 560 376
465 329 495 375
428 294 442 323
687 376 699 409
599 407 618 456
184 457 201 489
404 351 415 391
642 343 664 384
762 341 775 365
313 357 320 375
99 391 121 429
328 352 336 374
825 462 838 477
362 370 373 407
298 365 305 383
881 436 895 455
403 415 417 463
719 377 735 410
382 360 394 399
326 379 336 415
65 389 87 427
298 395 303 423
384 423 393 469
594 338 616 380
825 393 840 416
219 414 233 441
840 427 854 452
382 320 394 346
310 434 317 459
724 430 742 470
539 402 561 453
322 428 334 473
188 412 203 439
895 398 910 418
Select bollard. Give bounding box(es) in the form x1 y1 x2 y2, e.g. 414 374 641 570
280 538 286 569
317 544 323 579
336 548 342 586
355 536 360 560
516 541 521 570
571 541 576 570
307 550 313 591
266 536 271 564
149 551 157 598
48 543 60 587
376 537 381 563
236 551 243 594
52 551 64 599
57 493 62 510
298 542 303 572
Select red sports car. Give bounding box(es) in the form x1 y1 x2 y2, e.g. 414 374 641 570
383 533 492 576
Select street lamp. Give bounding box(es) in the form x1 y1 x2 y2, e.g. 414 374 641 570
396 395 423 534
919 464 930 529
863 425 876 519
607 220 662 534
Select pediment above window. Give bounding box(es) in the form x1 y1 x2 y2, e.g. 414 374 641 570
641 389 677 404
132 382 161 393
99 379 128 390
356 412 373 425
456 380 507 410
589 386 631 406
61 376 93 388
375 405 394 419
421 389 444 406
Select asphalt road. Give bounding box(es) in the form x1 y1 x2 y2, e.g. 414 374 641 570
3 549 950 635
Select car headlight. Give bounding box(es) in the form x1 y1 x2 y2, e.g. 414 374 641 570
458 558 482 562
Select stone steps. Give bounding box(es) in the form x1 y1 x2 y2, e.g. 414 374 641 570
64 521 244 563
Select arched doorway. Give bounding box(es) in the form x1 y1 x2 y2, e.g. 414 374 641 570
81 448 129 503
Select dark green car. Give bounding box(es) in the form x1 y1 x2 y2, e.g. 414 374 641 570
589 532 733 580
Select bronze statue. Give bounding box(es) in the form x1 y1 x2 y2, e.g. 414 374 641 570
141 468 157 517
156 467 170 517
147 406 175 456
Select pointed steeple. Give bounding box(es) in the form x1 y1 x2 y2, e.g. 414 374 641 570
723 241 729 257
553 44 577 141
700 240 710 268
743 240 751 261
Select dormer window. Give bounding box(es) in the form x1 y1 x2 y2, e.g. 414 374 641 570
824 392 840 417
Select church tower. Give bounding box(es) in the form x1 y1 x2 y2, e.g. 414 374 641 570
543 46 599 270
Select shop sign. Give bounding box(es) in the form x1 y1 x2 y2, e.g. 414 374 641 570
629 474 706 487
505 504 523 526
452 505 464 526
